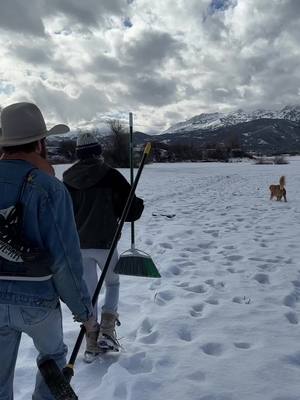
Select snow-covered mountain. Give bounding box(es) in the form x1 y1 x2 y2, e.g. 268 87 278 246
163 106 300 134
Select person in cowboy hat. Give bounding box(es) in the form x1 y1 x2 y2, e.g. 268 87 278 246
0 102 96 399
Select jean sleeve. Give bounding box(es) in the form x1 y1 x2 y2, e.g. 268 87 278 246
40 184 93 322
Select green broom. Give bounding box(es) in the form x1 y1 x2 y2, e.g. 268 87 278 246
114 112 160 278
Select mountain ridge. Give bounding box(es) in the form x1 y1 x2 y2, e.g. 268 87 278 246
163 105 300 134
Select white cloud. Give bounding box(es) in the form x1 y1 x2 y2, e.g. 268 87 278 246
0 0 299 132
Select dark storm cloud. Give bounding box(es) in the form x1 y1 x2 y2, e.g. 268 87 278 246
44 0 126 27
28 81 111 123
0 0 45 36
10 45 53 65
123 30 184 71
0 0 126 36
128 75 178 107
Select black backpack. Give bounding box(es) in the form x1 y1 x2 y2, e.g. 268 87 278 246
0 169 53 281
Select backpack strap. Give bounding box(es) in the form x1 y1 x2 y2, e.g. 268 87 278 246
16 167 38 203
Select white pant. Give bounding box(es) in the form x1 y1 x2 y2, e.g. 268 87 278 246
81 248 120 320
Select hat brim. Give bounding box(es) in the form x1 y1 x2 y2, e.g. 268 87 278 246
0 124 70 147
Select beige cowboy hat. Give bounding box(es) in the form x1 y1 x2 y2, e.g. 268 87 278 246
0 102 69 146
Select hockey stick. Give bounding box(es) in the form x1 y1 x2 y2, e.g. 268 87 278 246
38 143 152 399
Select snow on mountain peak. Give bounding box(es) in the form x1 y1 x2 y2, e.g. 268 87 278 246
163 105 300 134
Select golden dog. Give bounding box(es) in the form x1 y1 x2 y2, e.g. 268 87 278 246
269 176 287 202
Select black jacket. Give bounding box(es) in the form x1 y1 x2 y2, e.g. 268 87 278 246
63 159 144 249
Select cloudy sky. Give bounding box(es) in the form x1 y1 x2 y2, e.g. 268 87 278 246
0 0 299 132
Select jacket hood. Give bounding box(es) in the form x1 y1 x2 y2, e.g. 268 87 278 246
63 158 110 189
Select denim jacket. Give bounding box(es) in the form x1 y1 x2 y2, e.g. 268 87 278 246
0 159 92 322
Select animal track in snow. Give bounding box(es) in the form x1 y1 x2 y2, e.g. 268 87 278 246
283 294 297 308
140 318 153 334
285 312 298 325
160 242 173 249
284 351 300 368
201 342 224 356
234 342 251 349
184 284 207 294
183 246 202 253
203 229 219 238
232 296 251 304
190 303 205 317
186 370 206 381
177 326 192 342
205 298 219 305
176 281 189 288
168 265 181 276
149 280 161 290
119 352 153 375
225 255 243 262
253 273 270 284
139 331 159 344
155 290 175 305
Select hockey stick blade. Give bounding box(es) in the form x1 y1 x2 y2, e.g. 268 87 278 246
38 358 78 400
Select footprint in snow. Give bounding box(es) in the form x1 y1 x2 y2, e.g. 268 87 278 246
205 298 219 305
226 254 243 262
205 279 225 289
154 290 175 305
138 331 159 344
186 370 206 381
183 246 201 253
232 296 251 304
283 351 300 368
160 242 173 249
253 273 270 284
283 294 297 308
201 342 224 356
140 318 153 334
149 280 161 290
177 326 192 342
192 303 205 312
285 312 298 325
168 265 181 276
119 352 153 375
176 281 189 288
234 342 252 349
184 284 207 294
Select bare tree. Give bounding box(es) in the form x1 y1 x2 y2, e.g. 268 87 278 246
106 119 129 167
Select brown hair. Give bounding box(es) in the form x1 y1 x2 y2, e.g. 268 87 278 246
2 138 46 156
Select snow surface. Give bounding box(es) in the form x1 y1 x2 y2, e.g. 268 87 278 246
15 158 300 400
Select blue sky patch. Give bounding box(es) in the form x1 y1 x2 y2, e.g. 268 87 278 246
209 0 237 13
123 17 133 28
0 81 15 95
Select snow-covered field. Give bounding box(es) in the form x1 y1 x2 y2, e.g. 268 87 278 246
15 158 300 400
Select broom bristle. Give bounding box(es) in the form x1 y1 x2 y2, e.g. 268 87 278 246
114 255 161 277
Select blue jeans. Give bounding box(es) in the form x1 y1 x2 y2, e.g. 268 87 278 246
0 303 67 400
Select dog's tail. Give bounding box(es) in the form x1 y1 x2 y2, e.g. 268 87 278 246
279 175 285 190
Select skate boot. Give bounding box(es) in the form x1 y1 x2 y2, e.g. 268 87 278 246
83 322 101 363
98 312 121 352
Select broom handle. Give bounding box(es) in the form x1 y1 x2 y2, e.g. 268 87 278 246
129 112 135 248
63 142 151 382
